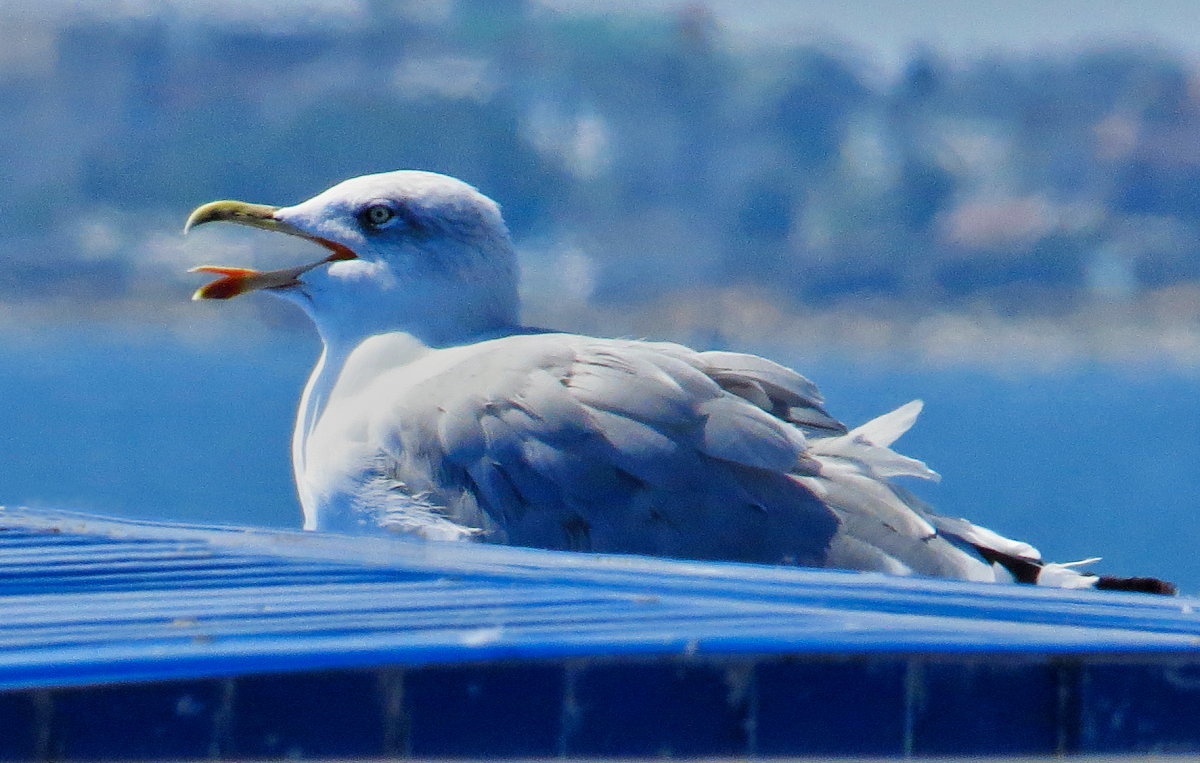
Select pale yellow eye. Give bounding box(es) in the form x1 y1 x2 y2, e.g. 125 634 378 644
363 205 394 227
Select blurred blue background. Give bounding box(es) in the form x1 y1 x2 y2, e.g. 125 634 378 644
2 0 1199 589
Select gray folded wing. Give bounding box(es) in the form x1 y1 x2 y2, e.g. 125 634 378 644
368 334 836 563
365 332 993 579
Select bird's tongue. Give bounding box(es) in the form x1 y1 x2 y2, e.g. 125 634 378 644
189 261 322 300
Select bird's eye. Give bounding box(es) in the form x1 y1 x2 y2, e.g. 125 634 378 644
362 204 394 228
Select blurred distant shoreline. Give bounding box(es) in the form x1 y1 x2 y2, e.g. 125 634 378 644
5 1 1200 373
6 283 1200 374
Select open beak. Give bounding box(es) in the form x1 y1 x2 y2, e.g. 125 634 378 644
184 200 357 300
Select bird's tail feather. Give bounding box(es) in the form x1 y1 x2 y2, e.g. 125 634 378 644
810 400 938 482
932 514 1177 594
818 401 1177 595
846 399 924 448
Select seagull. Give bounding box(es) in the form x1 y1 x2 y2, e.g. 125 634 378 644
185 170 1174 594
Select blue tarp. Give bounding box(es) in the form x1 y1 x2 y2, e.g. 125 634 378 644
0 507 1197 758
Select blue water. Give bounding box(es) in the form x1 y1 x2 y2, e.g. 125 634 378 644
1 327 1196 591
0 327 315 530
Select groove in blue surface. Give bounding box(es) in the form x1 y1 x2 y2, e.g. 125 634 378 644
50 681 222 761
229 671 390 758
0 691 39 761
1080 662 1200 753
404 663 564 757
566 661 749 756
755 657 908 756
911 659 1063 755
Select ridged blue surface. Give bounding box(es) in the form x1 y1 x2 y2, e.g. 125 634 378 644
0 507 1198 758
0 507 1194 687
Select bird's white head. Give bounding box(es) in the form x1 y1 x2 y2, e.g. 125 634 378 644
185 170 520 350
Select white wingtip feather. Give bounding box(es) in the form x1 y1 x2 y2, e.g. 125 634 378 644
848 399 924 448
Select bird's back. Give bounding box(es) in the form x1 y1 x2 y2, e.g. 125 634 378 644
301 331 993 580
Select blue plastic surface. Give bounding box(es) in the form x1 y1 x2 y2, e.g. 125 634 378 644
0 507 1197 758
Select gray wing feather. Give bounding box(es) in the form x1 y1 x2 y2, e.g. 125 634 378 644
368 333 1002 580
691 350 846 434
376 334 841 562
583 408 695 488
693 350 824 401
436 392 488 464
567 348 709 424
697 395 812 472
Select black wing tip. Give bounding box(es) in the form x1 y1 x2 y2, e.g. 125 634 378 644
1095 575 1178 596
971 543 1177 596
971 544 1041 584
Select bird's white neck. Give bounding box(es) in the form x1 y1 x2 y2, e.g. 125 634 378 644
303 255 521 352
291 330 447 527
293 345 336 522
